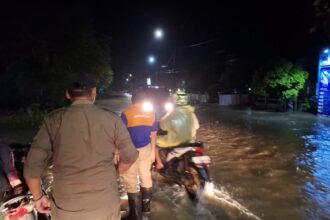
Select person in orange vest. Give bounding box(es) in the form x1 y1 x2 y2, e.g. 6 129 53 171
121 91 160 219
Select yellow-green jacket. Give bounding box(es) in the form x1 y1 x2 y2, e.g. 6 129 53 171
157 105 199 148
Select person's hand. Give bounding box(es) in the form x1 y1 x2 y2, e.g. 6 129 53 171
9 179 21 188
10 179 23 195
34 196 51 214
114 150 120 165
156 161 164 170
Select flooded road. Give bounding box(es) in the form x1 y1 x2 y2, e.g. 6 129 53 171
97 97 329 219
195 106 330 220
1 96 329 220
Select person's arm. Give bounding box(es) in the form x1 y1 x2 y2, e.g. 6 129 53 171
25 177 50 214
151 131 157 153
0 141 22 190
154 146 164 170
118 162 133 174
151 119 164 169
152 132 164 170
116 115 139 174
24 119 52 213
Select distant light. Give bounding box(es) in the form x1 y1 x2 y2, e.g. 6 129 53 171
154 28 164 40
129 74 133 77
177 89 181 92
164 102 174 112
169 89 172 92
126 78 129 82
324 49 329 53
161 65 167 68
147 77 151 86
147 55 156 64
142 102 154 112
248 88 251 91
155 85 159 89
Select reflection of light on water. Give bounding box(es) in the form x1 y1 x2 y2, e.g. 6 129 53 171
204 182 215 196
202 182 261 220
301 121 330 218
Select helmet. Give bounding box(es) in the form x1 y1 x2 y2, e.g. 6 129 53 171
173 89 188 105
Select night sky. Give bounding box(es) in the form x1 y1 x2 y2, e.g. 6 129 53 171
1 0 327 88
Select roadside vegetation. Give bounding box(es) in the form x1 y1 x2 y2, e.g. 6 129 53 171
0 10 113 110
0 11 113 128
252 59 309 111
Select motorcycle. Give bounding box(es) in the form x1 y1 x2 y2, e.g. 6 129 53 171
157 142 211 201
0 143 51 220
137 94 212 201
6 143 129 219
0 194 37 220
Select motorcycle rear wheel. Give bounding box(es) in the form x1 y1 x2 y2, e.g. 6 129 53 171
182 166 204 201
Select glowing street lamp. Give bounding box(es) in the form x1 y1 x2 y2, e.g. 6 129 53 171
154 28 164 40
147 55 156 64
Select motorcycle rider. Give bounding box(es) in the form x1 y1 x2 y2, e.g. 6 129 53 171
157 89 200 148
0 139 22 203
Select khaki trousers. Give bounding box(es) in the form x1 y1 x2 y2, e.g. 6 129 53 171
122 144 154 193
50 202 121 220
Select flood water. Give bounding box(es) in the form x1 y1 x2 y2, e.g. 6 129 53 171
193 106 330 220
1 97 329 220
98 97 329 220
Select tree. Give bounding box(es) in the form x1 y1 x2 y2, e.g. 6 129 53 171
0 11 113 109
252 60 308 109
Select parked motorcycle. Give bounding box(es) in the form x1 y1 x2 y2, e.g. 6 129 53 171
0 143 51 220
0 194 36 220
6 143 129 219
157 142 211 201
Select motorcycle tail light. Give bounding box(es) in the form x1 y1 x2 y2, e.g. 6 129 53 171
195 147 204 156
8 207 28 218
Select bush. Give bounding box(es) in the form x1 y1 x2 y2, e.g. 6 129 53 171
298 97 317 113
0 103 46 128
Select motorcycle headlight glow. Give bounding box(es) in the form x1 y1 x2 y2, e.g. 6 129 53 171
164 102 174 112
142 102 154 112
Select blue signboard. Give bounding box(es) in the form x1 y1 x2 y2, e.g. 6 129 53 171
318 48 330 116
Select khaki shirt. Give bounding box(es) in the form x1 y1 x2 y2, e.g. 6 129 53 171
24 100 138 212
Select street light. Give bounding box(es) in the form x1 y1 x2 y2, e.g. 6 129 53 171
147 55 156 64
154 28 164 40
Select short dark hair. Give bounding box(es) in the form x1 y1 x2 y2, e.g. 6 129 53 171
68 83 94 98
67 73 96 98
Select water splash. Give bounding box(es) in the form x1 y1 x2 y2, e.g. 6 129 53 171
201 182 261 220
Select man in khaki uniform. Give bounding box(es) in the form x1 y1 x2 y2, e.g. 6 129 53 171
24 74 138 220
